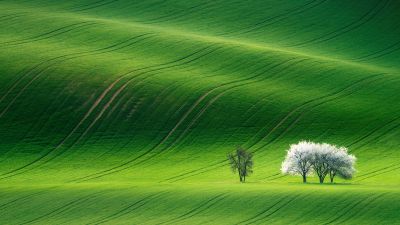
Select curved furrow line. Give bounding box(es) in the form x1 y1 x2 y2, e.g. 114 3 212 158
39 96 92 141
0 14 16 20
0 45 222 179
0 66 33 104
242 93 276 124
0 33 151 113
0 13 24 23
214 63 331 150
213 92 276 150
1 33 152 121
140 91 233 166
20 193 97 225
0 191 45 211
354 40 400 61
333 193 387 225
0 84 72 158
251 194 305 224
71 0 120 12
0 76 126 178
91 78 189 153
0 78 126 169
97 92 181 159
164 160 228 182
260 74 398 155
28 90 96 148
88 191 168 225
358 42 400 62
260 173 281 180
0 21 96 46
156 193 227 225
100 80 191 156
69 47 233 182
6 22 96 47
68 0 110 11
354 120 400 151
252 75 386 153
103 90 132 121
218 0 319 36
74 82 132 144
92 83 179 159
304 0 390 45
165 194 227 225
347 116 400 148
164 74 384 182
0 34 168 177
139 59 308 165
0 186 60 212
70 71 169 150
142 1 216 25
236 62 330 149
67 0 109 11
0 59 77 107
323 193 380 225
236 194 294 225
63 45 230 167
247 74 384 153
79 33 154 56
265 174 287 181
44 46 224 164
240 65 335 150
223 0 328 37
288 0 390 47
356 164 397 178
137 60 299 157
77 44 220 137
0 62 56 114
236 195 290 225
75 56 212 146
0 65 55 118
51 85 126 154
72 58 302 182
163 60 319 182
118 0 170 22
356 166 400 182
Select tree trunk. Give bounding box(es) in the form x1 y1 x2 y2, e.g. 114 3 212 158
319 176 324 184
329 171 335 183
302 175 307 183
237 152 241 182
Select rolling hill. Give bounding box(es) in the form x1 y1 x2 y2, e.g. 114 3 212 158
0 0 399 224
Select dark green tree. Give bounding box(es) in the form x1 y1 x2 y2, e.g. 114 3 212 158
227 147 253 182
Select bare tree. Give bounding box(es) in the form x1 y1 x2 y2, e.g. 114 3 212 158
281 141 314 183
228 147 253 182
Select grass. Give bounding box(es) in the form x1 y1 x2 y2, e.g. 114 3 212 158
0 0 399 224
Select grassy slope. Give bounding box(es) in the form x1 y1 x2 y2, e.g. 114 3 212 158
0 0 399 224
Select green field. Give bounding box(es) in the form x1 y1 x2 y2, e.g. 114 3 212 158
0 0 399 224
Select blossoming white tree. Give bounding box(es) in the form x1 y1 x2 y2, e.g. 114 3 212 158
281 141 314 183
281 141 356 183
310 143 336 183
326 146 356 183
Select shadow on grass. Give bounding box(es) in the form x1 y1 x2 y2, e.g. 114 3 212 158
287 182 359 186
